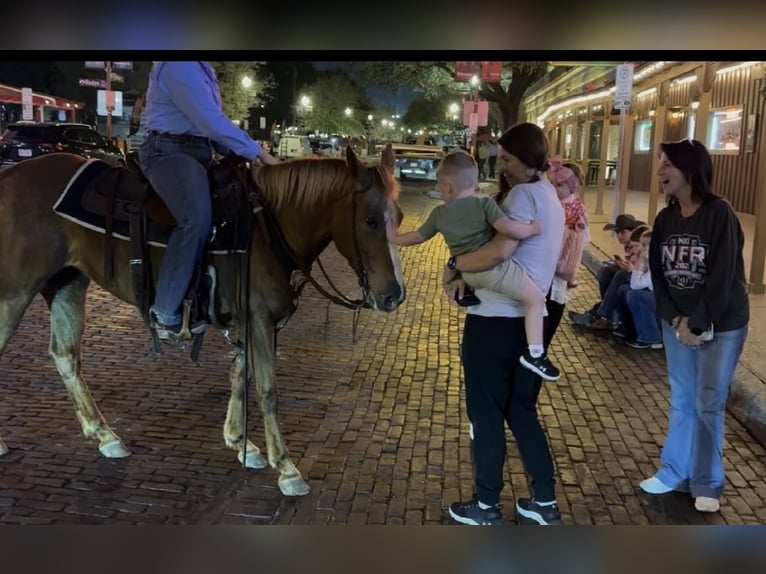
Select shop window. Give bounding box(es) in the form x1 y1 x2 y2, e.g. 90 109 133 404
634 120 653 152
707 106 743 153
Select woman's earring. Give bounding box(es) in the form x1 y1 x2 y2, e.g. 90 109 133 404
525 167 536 178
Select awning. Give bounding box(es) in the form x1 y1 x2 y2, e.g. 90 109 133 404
0 84 84 110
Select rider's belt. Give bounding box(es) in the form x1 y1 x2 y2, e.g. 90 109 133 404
148 130 209 144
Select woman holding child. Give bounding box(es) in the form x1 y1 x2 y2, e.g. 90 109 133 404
440 123 564 526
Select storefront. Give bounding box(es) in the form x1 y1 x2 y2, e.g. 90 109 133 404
0 84 84 130
523 60 766 292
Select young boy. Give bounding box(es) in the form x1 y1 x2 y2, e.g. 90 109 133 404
387 150 560 381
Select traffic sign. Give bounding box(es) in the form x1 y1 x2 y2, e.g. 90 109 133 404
614 64 634 110
85 61 106 69
112 61 133 71
97 90 123 117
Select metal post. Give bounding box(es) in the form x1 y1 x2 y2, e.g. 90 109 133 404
611 108 628 223
105 61 113 141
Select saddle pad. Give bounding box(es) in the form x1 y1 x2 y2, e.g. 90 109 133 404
53 158 250 254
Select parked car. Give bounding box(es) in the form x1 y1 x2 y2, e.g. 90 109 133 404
0 122 126 168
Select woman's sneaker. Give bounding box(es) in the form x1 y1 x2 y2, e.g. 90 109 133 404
520 352 561 381
515 498 562 525
448 497 504 526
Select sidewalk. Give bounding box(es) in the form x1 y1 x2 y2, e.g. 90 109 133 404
473 180 766 447
578 185 766 447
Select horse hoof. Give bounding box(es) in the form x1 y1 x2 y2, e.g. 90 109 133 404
237 448 268 469
278 474 311 497
99 439 131 458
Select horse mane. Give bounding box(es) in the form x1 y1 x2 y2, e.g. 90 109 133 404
252 156 399 212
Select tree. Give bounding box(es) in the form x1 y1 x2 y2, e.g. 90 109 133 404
302 73 366 136
211 62 273 123
402 93 462 132
345 61 549 129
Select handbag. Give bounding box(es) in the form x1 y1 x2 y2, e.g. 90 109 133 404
556 221 586 282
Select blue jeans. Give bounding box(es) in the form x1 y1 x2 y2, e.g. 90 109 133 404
624 288 661 343
596 269 631 323
138 135 213 325
655 321 748 498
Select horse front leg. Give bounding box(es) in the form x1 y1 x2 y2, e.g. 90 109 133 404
248 317 309 496
223 350 268 469
41 271 130 458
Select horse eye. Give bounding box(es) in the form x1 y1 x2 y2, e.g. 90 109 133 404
364 216 377 228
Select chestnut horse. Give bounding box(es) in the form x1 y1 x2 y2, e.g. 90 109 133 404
0 145 404 496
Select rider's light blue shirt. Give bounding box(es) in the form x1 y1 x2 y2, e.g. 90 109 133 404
143 61 262 161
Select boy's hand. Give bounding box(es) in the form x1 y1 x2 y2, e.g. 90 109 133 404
386 217 399 242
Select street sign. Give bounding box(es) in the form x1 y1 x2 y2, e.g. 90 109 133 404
21 87 33 121
84 61 132 71
614 63 634 110
259 116 266 129
79 78 108 89
455 61 476 82
97 90 123 117
463 101 488 127
480 61 503 82
110 72 124 83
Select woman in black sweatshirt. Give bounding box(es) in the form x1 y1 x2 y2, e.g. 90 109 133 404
642 138 749 514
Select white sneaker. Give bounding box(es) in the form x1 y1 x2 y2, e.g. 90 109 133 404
695 497 720 513
639 476 674 494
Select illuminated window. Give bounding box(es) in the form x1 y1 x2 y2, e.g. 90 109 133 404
634 120 653 152
707 106 743 153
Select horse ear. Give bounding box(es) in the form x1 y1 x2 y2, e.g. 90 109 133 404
381 143 395 171
345 144 369 183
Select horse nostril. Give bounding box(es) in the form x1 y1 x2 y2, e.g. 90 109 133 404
384 296 395 310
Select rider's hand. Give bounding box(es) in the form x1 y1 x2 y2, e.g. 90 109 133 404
258 150 281 165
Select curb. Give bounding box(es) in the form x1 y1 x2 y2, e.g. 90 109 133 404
580 245 766 447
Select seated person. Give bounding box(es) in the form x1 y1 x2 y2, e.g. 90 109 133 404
387 150 560 381
617 229 663 349
568 213 645 329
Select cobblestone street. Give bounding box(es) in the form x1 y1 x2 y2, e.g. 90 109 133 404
1 184 765 525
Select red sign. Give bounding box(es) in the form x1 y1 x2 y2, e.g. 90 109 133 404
463 101 489 127
455 61 477 82
480 61 503 82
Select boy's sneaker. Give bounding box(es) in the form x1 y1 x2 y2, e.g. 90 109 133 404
519 352 561 381
515 498 562 525
448 497 504 526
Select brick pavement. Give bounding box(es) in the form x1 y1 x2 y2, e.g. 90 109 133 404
0 185 765 525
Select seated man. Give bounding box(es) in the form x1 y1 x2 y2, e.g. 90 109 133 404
568 213 645 329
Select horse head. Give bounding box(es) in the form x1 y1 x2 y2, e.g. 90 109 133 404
333 144 405 312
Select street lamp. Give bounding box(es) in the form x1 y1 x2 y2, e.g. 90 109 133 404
300 95 311 107
367 114 374 122
344 107 352 117
241 76 253 89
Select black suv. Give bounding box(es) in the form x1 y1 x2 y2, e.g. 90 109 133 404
0 122 126 168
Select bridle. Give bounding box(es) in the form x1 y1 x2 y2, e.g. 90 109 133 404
244 161 392 313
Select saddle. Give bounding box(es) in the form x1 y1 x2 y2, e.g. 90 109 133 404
75 152 253 358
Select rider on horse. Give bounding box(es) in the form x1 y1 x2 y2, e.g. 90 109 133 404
138 61 280 342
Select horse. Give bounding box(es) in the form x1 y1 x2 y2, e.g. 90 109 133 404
0 144 405 496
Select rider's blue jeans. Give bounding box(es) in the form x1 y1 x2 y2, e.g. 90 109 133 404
138 135 213 326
